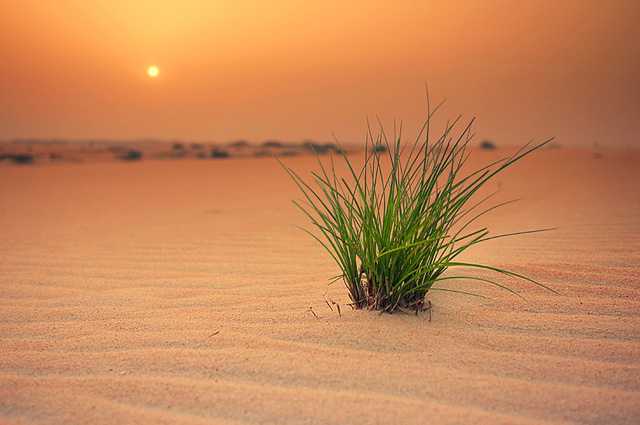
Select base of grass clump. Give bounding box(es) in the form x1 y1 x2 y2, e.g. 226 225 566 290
280 94 555 314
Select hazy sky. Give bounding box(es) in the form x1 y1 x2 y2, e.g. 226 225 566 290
1 0 639 146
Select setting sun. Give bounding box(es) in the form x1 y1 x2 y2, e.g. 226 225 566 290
147 66 159 77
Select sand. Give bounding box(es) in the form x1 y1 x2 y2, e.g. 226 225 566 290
1 147 639 424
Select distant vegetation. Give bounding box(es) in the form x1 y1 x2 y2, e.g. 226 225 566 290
211 148 229 158
302 141 339 155
0 154 34 165
117 150 143 161
480 140 496 150
0 139 359 166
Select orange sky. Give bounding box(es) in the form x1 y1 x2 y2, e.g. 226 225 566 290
1 0 639 146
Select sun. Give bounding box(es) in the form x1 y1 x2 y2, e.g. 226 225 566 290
147 66 159 77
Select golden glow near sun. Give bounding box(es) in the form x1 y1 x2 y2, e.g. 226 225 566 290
147 66 159 77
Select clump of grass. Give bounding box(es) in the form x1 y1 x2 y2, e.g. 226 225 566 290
279 95 555 313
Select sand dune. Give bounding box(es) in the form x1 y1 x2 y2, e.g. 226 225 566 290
1 148 639 424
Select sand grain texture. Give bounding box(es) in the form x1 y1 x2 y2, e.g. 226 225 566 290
1 148 639 424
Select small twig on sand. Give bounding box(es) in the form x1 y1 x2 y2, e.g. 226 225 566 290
308 306 319 320
324 298 342 317
325 300 333 311
325 298 342 316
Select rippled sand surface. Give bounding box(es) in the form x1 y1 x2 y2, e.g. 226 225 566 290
1 148 639 424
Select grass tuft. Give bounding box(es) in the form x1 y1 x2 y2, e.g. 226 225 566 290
279 93 555 313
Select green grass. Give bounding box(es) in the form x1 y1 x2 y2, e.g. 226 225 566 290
279 95 555 313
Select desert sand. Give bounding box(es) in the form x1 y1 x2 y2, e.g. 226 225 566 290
1 146 639 424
